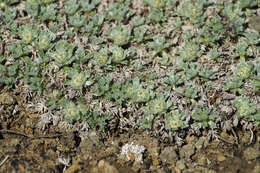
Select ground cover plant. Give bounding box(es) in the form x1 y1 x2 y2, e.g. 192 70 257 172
0 0 259 144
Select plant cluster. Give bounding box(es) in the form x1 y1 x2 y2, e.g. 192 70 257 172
0 0 259 136
224 60 259 93
192 107 217 129
232 97 259 125
165 110 188 131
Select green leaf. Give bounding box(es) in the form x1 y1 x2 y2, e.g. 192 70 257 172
52 40 75 67
109 26 131 46
192 107 217 129
165 110 188 131
232 97 257 120
63 0 79 15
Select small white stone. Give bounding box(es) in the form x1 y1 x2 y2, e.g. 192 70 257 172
120 142 146 163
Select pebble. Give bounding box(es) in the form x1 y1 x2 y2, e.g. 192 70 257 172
159 147 178 165
179 144 195 159
217 153 226 162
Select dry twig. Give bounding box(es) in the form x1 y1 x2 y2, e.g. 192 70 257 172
0 129 62 139
0 155 9 167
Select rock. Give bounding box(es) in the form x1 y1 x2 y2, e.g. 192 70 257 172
175 159 186 170
243 147 260 161
120 142 145 163
97 160 119 173
197 154 207 166
217 153 226 162
179 144 195 159
159 147 178 165
79 131 101 155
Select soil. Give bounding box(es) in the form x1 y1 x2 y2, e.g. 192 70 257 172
0 93 259 173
